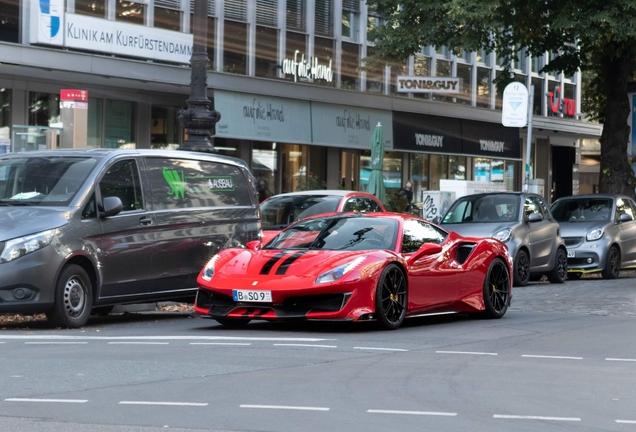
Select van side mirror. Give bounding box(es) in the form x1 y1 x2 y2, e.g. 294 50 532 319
100 196 123 218
246 240 262 251
527 213 543 223
407 243 443 265
619 213 633 223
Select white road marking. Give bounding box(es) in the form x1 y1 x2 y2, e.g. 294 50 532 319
119 401 208 407
24 342 88 345
5 398 88 403
273 344 337 348
354 347 408 352
606 358 636 362
521 355 583 360
190 343 251 346
436 351 497 356
616 420 636 424
0 335 332 342
368 409 457 416
108 342 170 345
240 404 329 411
494 415 581 421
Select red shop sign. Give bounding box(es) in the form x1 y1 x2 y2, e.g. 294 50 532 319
548 86 576 117
60 89 89 102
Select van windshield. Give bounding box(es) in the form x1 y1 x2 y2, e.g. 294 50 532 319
0 156 98 206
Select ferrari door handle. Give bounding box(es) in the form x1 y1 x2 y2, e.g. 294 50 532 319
139 216 153 226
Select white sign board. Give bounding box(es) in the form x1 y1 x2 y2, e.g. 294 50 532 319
421 191 456 221
502 82 528 127
396 76 462 94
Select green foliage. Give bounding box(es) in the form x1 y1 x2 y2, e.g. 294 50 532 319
295 173 327 191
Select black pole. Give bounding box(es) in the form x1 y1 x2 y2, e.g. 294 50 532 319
177 0 220 152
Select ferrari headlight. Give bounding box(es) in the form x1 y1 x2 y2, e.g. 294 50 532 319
315 256 367 284
0 229 56 264
493 228 512 243
586 228 604 241
201 254 221 281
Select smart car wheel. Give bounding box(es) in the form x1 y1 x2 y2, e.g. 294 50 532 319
215 318 251 328
375 263 407 330
46 264 93 328
547 248 567 284
513 250 530 287
602 246 621 279
482 257 510 319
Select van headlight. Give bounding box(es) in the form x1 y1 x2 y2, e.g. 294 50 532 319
315 256 366 284
201 255 221 281
586 228 604 241
0 229 57 264
493 228 512 243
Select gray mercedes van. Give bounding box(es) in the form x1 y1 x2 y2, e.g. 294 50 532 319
0 149 260 328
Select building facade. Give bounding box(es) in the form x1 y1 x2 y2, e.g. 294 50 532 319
0 0 602 209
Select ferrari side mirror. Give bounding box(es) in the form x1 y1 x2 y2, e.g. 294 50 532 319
246 240 262 251
407 243 443 265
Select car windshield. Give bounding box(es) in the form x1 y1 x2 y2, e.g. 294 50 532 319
0 156 97 206
260 195 341 230
441 194 520 224
551 198 613 222
265 216 398 251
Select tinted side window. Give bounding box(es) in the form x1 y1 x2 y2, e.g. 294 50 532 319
616 198 635 220
524 196 544 219
342 197 364 212
82 193 97 219
99 159 143 212
443 200 472 223
145 157 252 210
366 198 383 212
401 219 446 253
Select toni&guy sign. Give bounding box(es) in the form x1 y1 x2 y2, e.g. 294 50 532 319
282 50 334 83
396 76 462 94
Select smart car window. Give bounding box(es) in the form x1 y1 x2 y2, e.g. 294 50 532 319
0 156 97 206
99 159 143 212
442 200 472 223
616 198 635 220
551 198 613 222
524 197 543 219
260 195 340 229
402 219 447 253
144 157 252 210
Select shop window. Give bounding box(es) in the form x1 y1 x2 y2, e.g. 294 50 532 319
476 66 491 108
87 97 103 148
429 154 448 191
456 63 472 105
212 137 240 158
491 159 505 182
284 31 306 81
365 46 384 93
151 106 180 150
474 157 491 182
0 0 19 43
281 144 308 193
340 150 358 191
74 0 106 18
255 26 279 78
340 42 359 90
116 0 145 25
449 156 466 180
155 7 181 31
252 142 278 201
28 92 60 127
505 160 517 191
0 88 10 141
410 153 429 206
313 37 335 87
223 20 247 75
360 150 402 195
104 100 136 148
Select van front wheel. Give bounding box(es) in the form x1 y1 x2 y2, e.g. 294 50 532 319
46 264 93 328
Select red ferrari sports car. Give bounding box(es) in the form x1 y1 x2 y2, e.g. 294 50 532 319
195 213 512 330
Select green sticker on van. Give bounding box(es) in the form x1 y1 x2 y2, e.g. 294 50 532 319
163 168 186 199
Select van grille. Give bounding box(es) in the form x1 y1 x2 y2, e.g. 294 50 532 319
563 237 584 247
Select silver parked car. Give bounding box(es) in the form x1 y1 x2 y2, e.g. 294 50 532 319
437 192 567 286
550 194 636 279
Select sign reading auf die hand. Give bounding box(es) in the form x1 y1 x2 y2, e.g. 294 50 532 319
502 82 528 128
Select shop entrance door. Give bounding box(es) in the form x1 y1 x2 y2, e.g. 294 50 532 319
341 150 359 191
552 146 575 201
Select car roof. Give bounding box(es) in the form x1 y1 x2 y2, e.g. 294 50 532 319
552 194 630 201
265 190 377 198
454 191 531 199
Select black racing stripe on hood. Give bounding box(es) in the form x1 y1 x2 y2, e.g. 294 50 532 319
275 251 305 275
261 252 288 275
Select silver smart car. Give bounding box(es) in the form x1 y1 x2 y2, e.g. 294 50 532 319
437 192 567 286
550 194 636 279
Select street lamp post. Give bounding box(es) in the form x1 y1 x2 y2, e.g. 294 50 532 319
177 0 220 152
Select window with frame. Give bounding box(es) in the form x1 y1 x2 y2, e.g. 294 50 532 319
314 37 335 87
74 0 106 17
286 0 306 32
340 42 360 90
255 26 279 78
223 20 248 74
402 219 446 253
315 0 333 37
116 0 145 25
99 159 143 212
476 66 491 108
0 0 19 42
365 46 384 93
341 0 359 40
154 6 181 31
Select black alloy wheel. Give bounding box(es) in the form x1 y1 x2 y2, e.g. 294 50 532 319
513 249 530 287
375 263 407 330
547 248 568 284
602 246 621 279
482 258 511 319
215 318 251 328
46 264 93 328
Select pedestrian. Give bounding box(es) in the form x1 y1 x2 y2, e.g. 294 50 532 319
402 181 413 213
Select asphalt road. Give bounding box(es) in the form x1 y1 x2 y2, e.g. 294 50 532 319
1 274 636 432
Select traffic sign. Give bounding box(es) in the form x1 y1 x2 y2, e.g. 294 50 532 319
502 82 528 127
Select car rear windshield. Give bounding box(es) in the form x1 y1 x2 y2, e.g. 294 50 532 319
551 198 613 222
0 156 97 206
442 194 520 224
264 216 398 251
260 195 341 230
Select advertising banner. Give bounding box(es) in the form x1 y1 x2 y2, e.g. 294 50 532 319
395 76 462 94
311 102 393 150
393 111 463 154
214 91 312 144
461 119 521 160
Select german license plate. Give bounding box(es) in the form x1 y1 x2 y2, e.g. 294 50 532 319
233 289 272 302
567 250 575 258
